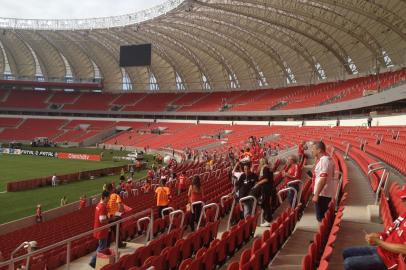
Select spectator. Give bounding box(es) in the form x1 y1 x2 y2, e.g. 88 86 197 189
155 178 170 218
235 164 258 218
106 184 126 248
281 156 301 206
342 186 406 270
51 173 58 187
120 168 125 178
253 160 276 227
311 141 336 222
188 175 204 231
125 179 133 196
89 191 110 269
35 204 42 223
79 195 87 209
298 141 307 165
129 165 135 178
177 171 187 195
60 196 68 207
141 180 151 193
368 115 373 127
336 118 340 127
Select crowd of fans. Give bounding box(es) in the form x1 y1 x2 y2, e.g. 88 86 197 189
20 132 406 270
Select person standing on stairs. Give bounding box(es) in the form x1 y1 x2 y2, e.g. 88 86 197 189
188 175 204 231
311 141 336 223
343 186 406 270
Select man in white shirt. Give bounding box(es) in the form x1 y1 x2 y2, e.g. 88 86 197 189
311 141 336 222
51 174 58 187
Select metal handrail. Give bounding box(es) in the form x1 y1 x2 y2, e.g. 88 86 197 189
375 170 391 205
197 203 220 230
238 195 258 219
334 172 344 211
1 208 153 270
278 187 297 209
161 207 174 217
287 180 304 206
368 162 385 170
226 199 236 231
167 210 185 233
344 143 351 160
136 217 152 244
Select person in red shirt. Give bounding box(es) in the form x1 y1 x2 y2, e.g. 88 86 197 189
35 204 42 223
281 156 301 206
343 186 406 270
298 141 307 165
89 191 110 268
177 171 187 195
79 195 87 209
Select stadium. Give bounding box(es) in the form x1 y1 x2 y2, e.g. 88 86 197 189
0 0 405 269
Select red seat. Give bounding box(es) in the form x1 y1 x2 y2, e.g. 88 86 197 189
226 262 239 270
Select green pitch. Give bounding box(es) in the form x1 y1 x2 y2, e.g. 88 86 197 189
0 149 153 224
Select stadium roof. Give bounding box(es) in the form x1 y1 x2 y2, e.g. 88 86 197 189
0 0 405 92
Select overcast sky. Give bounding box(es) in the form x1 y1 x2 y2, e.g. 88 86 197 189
0 0 167 19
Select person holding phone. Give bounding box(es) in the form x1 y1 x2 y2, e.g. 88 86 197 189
342 186 406 270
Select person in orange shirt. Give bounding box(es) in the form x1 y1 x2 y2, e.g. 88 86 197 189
106 184 126 248
155 178 170 218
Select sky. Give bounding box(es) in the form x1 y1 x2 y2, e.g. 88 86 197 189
0 0 168 19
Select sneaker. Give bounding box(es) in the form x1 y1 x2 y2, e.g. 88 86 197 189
260 221 271 227
89 262 96 269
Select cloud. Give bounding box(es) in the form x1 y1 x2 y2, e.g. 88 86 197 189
0 0 168 19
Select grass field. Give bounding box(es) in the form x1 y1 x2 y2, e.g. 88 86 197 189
0 148 154 224
0 154 128 191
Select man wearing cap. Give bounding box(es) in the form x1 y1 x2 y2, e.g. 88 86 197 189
342 186 406 270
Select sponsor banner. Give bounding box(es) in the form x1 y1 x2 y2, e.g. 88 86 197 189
20 149 56 157
0 148 22 155
58 152 101 161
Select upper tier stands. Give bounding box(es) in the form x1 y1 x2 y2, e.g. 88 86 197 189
0 69 403 113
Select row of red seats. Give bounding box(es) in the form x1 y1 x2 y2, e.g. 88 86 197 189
0 69 404 112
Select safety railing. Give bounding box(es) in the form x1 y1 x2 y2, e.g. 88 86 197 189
227 195 257 230
161 207 174 217
0 208 154 270
196 203 220 230
334 171 344 211
287 180 304 207
278 187 298 209
167 210 185 234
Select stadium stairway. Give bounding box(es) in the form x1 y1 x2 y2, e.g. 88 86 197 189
320 159 383 270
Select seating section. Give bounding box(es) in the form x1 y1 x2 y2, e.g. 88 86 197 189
63 93 117 111
1 90 49 109
0 119 66 141
0 69 403 113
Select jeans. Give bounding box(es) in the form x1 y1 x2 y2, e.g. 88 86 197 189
89 238 108 267
288 183 299 207
242 201 253 218
315 196 331 222
343 246 387 270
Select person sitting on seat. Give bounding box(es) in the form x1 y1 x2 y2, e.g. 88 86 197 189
342 185 406 270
